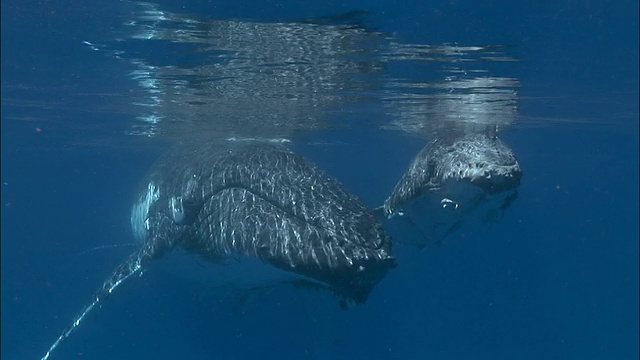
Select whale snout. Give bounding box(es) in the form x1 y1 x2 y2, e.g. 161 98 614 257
470 162 522 193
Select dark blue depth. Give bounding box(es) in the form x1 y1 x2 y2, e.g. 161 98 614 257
2 1 638 359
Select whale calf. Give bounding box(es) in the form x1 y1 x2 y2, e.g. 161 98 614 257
380 133 522 247
40 141 395 360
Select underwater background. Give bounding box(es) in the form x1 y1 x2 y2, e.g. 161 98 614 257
2 0 638 359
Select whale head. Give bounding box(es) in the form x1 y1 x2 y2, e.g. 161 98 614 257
382 133 521 246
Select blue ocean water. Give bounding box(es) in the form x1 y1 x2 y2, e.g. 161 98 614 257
1 1 638 359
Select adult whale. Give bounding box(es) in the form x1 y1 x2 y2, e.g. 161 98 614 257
40 141 395 360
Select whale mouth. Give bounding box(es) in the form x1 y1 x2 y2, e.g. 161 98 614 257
439 134 522 191
384 178 519 247
466 165 523 193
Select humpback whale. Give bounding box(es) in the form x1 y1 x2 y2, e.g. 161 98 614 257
377 43 522 246
380 133 522 246
40 141 395 360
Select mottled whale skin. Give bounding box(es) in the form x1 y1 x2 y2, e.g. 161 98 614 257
381 133 522 246
40 141 395 360
133 141 395 301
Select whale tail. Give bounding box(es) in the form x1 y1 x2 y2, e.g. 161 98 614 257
40 244 153 360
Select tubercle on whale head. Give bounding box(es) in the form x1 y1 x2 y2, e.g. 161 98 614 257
468 163 522 194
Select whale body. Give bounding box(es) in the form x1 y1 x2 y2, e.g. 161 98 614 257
41 141 395 360
132 141 395 301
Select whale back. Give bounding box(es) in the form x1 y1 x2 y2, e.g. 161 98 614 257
39 141 395 360
132 141 395 302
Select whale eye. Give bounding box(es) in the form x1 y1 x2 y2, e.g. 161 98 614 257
440 198 459 210
170 197 201 225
